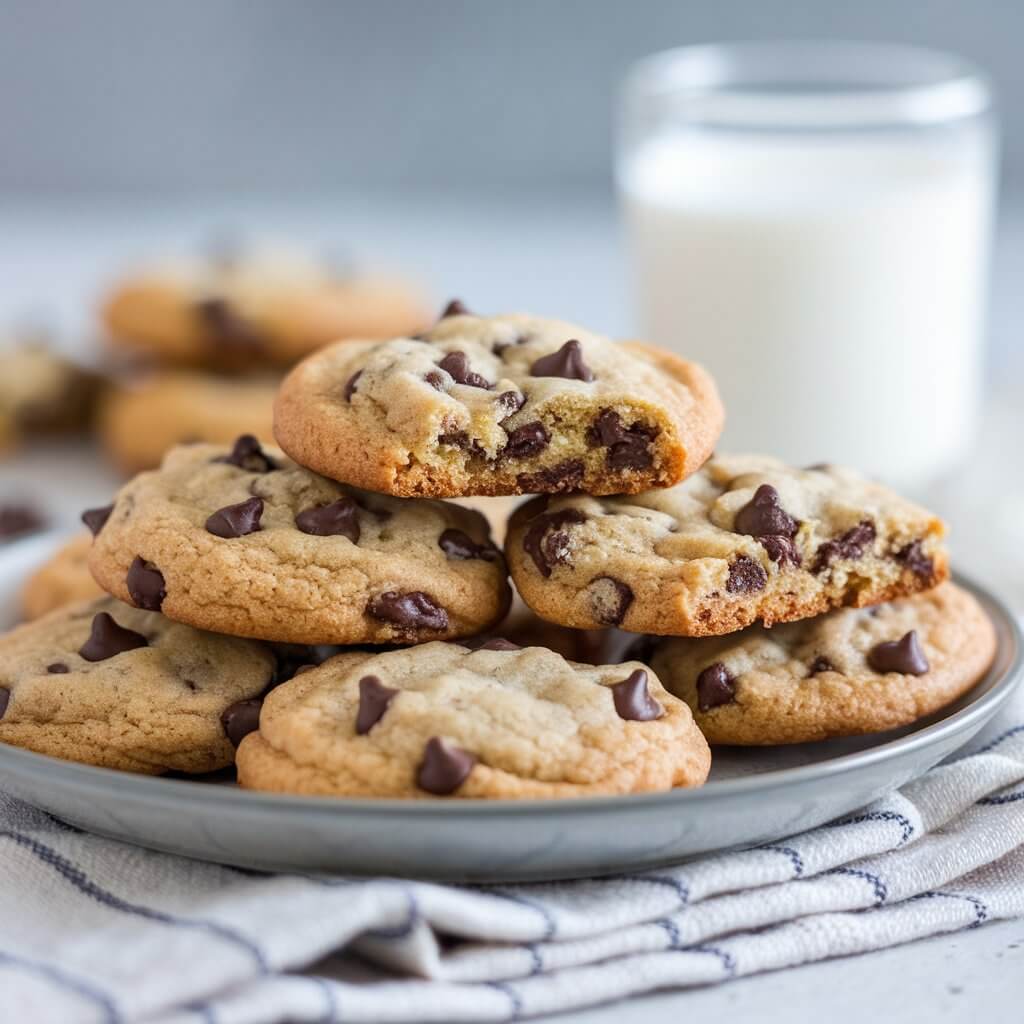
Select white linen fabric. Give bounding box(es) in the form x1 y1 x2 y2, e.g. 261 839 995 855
3 692 1023 1024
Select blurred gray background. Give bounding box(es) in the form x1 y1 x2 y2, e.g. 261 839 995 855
1 0 1023 194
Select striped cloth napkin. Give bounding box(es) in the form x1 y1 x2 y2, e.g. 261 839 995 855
3 689 1023 1024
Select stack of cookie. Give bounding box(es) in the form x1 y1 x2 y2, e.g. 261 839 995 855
1 305 996 798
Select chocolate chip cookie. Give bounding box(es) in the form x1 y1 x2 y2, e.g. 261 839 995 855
88 437 510 644
506 454 948 636
650 582 995 744
21 534 103 620
273 307 723 497
0 597 276 772
98 370 277 473
101 244 430 369
236 641 710 798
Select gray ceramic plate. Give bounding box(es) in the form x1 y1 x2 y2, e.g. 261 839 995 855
1 533 1020 882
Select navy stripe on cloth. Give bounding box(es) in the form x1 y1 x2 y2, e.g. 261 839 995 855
911 890 990 928
614 874 690 911
478 887 558 941
760 844 805 877
825 809 915 846
827 866 888 906
972 723 1024 756
978 788 1024 805
0 949 121 1023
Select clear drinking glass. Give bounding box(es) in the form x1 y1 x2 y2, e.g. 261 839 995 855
617 42 998 488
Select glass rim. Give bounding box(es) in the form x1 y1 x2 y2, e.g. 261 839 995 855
623 41 994 129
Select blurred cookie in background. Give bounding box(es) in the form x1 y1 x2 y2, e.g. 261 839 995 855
22 533 102 620
98 370 276 473
101 240 431 370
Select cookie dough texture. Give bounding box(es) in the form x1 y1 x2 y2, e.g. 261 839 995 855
89 441 510 644
22 534 103 620
98 370 277 473
651 583 995 744
274 312 723 497
507 454 949 637
0 597 275 773
102 246 430 368
237 642 711 798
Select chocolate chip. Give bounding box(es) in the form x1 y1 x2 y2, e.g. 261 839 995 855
46 663 69 674
127 557 166 611
81 504 114 537
215 435 276 473
610 669 663 721
220 699 263 747
523 508 587 577
205 497 264 539
475 638 521 651
271 643 340 683
195 297 265 353
726 555 767 594
344 370 363 401
759 535 802 567
295 498 360 542
496 390 525 421
437 430 487 457
417 736 476 795
530 339 594 382
585 409 657 472
588 576 634 626
515 460 585 493
368 591 449 632
805 462 832 472
696 662 735 711
503 421 549 459
356 675 398 734
0 504 45 541
813 520 876 573
895 539 934 579
425 370 447 391
79 612 148 662
438 528 498 561
868 630 929 675
734 484 798 539
809 656 834 674
0 688 9 719
439 299 469 319
437 351 491 389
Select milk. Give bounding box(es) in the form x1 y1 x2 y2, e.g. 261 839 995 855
620 128 995 486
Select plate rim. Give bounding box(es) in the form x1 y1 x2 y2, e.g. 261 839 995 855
1 535 1019 820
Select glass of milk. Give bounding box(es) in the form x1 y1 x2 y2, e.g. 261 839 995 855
618 42 998 488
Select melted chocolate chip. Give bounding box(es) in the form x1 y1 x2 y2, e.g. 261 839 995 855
496 390 526 421
438 528 498 561
356 675 398 734
696 662 736 711
759 535 802 567
205 496 264 538
516 460 585 493
79 612 148 662
417 736 476 795
530 339 594 382
813 520 877 573
0 688 8 719
127 557 166 611
439 299 469 319
221 699 263 747
438 351 491 389
895 539 934 579
195 297 265 353
868 630 930 675
368 591 449 632
726 555 768 594
81 504 114 537
585 410 657 472
295 498 360 542
523 508 587 577
588 576 634 626
343 370 363 401
503 421 549 459
46 663 69 674
437 430 487 457
425 370 447 391
809 656 835 674
0 504 45 541
215 435 276 473
734 484 798 539
610 669 663 722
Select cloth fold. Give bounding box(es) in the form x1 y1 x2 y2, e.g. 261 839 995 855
4 698 1024 1024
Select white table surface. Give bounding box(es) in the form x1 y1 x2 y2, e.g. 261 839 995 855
1 191 1022 1022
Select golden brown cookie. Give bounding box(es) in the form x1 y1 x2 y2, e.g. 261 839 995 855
236 641 710 798
88 438 510 645
506 454 948 637
21 534 103 620
650 583 995 744
273 308 723 497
